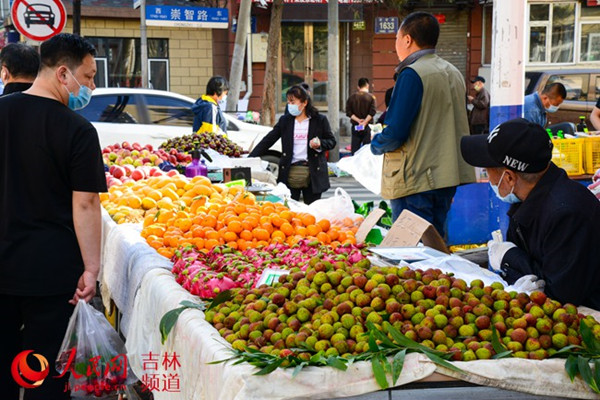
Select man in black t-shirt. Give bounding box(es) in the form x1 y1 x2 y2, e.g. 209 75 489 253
0 34 106 399
0 43 40 96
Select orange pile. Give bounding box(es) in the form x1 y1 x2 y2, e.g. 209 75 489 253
141 198 359 259
100 175 238 224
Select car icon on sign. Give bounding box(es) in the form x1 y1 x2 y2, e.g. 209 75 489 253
23 4 55 28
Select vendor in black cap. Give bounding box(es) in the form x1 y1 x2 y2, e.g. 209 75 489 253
460 118 600 310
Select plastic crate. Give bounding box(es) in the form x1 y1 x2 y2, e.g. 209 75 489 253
583 136 600 174
551 139 584 176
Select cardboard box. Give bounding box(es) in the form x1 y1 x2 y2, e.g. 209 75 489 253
222 167 252 185
378 210 449 254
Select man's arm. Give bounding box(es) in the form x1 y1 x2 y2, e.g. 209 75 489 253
71 191 102 304
590 106 600 131
370 68 423 155
503 208 598 306
471 91 489 110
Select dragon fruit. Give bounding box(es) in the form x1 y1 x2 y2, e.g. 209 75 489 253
170 240 368 298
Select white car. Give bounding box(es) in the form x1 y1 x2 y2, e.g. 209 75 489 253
76 88 282 168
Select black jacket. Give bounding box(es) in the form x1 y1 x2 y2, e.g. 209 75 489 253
1 82 32 96
501 163 600 309
249 113 336 194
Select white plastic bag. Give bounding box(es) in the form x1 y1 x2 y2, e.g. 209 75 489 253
56 300 136 398
305 187 357 224
336 145 383 195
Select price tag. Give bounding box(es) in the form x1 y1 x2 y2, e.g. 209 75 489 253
256 269 289 287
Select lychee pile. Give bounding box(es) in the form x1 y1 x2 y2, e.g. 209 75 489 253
160 131 244 158
206 261 600 361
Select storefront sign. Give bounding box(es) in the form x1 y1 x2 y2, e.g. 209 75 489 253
352 21 366 31
374 17 397 34
145 5 229 29
11 0 66 41
434 13 446 24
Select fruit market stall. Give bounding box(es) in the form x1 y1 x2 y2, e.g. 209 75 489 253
95 143 600 400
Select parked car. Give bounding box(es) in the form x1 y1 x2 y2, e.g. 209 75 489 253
525 69 600 128
76 88 282 170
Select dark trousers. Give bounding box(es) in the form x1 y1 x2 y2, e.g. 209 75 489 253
471 124 487 135
1 293 74 400
351 127 371 155
290 183 322 205
390 186 457 240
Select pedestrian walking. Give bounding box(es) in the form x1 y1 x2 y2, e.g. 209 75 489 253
467 75 490 135
370 11 475 239
346 77 377 154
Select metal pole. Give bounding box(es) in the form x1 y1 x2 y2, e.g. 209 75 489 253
72 0 81 35
489 0 527 130
140 0 148 88
327 0 340 162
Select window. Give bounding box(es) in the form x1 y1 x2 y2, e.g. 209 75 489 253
78 94 141 124
94 58 108 88
149 59 169 91
528 2 576 64
482 4 492 65
144 95 194 127
580 6 600 62
87 37 169 88
547 73 589 101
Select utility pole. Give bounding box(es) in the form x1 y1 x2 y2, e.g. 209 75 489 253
327 0 339 162
227 0 252 112
140 0 148 88
72 0 80 35
489 0 526 129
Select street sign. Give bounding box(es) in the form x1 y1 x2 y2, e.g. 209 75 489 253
11 0 66 42
145 5 228 29
374 17 397 34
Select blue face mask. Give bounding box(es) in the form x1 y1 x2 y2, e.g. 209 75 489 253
65 70 92 110
546 104 560 113
490 170 521 204
288 103 302 116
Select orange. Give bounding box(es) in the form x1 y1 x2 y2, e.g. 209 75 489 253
202 215 217 228
280 222 295 237
192 226 205 238
271 230 286 242
316 231 331 244
237 239 249 251
301 213 316 227
256 240 269 248
252 228 270 241
227 219 243 234
306 224 322 237
327 228 339 241
279 210 293 222
222 231 238 243
174 218 192 232
226 241 238 250
295 226 308 237
338 231 347 242
192 237 205 249
204 238 220 250
240 230 253 241
261 222 274 235
157 247 174 258
205 229 219 240
271 215 283 228
317 219 331 232
234 203 247 214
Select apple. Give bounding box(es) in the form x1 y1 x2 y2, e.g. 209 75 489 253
167 169 179 177
108 152 118 161
131 150 140 157
131 169 145 181
122 165 135 176
112 166 126 179
145 144 153 151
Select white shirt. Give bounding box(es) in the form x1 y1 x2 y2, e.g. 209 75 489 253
291 117 310 163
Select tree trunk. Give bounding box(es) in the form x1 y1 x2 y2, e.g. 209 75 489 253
227 0 252 112
260 0 283 126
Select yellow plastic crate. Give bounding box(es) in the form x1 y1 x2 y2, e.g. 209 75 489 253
552 139 584 176
583 136 600 174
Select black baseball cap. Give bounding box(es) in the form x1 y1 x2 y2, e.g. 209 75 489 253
460 118 553 173
471 76 485 83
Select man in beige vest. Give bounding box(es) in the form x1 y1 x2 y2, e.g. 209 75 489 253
370 11 474 239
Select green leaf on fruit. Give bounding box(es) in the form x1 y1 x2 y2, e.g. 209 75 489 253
159 306 187 345
326 356 348 371
565 355 579 381
254 358 284 376
578 356 599 393
371 355 389 389
206 290 233 311
422 350 464 374
490 325 511 359
580 320 600 353
292 363 306 378
391 349 406 385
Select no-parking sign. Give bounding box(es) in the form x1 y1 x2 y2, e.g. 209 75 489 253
11 0 66 42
